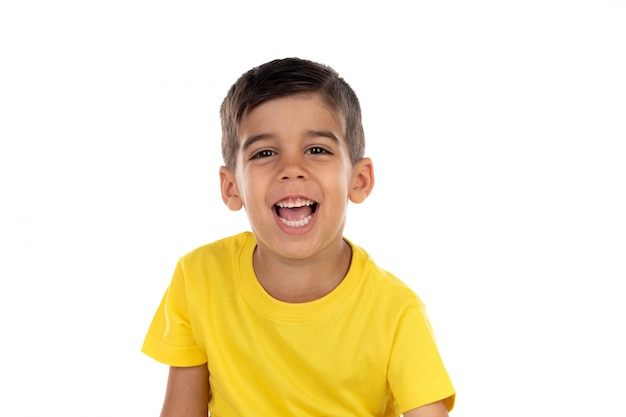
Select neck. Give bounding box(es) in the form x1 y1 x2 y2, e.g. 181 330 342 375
253 240 352 303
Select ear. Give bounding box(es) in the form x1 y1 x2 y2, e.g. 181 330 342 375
349 157 375 204
219 166 243 211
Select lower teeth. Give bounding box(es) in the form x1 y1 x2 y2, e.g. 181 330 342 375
280 215 312 227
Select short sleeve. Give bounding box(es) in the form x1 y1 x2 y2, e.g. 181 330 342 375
141 260 207 367
387 297 455 413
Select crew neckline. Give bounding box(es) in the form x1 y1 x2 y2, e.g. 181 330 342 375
237 232 365 322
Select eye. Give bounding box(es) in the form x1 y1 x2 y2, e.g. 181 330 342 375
305 146 332 155
251 149 276 159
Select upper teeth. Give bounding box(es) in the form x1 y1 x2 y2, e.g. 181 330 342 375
275 199 314 208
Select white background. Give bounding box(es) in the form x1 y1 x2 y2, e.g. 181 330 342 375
1 1 625 415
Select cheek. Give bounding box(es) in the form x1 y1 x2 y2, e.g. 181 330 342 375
327 176 351 201
237 178 266 209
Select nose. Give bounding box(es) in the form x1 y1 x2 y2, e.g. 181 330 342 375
278 151 308 181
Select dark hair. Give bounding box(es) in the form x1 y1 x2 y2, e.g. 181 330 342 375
220 57 365 169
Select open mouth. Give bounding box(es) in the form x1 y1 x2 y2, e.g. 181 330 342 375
274 198 318 227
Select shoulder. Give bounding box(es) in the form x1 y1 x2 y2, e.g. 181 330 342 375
169 232 255 291
180 231 255 265
348 239 424 308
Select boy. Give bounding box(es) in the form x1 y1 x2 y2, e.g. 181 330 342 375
142 57 455 416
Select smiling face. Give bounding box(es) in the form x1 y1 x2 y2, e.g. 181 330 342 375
219 93 374 263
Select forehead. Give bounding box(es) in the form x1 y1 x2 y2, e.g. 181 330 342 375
238 93 345 140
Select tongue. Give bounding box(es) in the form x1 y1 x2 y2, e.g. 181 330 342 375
278 206 313 221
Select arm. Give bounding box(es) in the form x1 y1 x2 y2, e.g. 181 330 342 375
403 399 449 417
159 364 209 417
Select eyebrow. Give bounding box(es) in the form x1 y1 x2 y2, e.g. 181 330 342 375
307 130 340 144
241 130 341 152
241 133 273 152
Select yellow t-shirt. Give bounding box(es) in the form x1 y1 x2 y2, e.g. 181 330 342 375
142 232 455 416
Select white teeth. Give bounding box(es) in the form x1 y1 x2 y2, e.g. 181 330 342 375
275 199 315 208
279 215 313 227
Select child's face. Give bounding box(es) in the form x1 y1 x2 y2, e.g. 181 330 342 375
219 92 373 261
